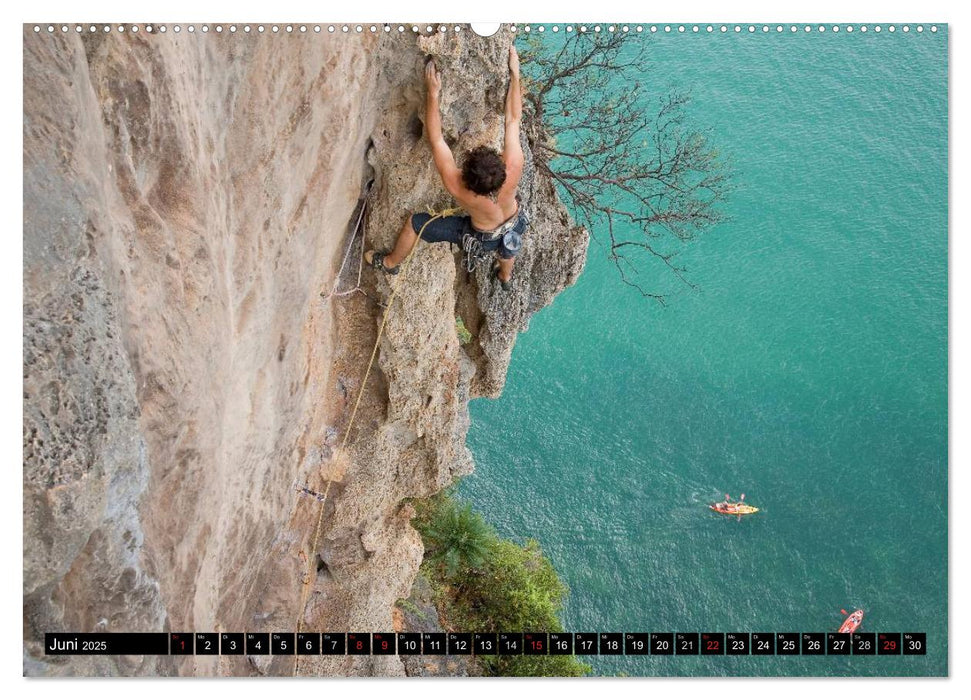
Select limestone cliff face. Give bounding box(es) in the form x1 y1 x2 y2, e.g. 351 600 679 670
22 25 587 677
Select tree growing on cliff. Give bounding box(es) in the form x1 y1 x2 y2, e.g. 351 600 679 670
419 499 493 577
521 30 732 304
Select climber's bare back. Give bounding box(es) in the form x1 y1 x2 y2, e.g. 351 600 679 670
453 178 521 231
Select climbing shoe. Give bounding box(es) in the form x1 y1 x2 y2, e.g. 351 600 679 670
364 250 399 275
491 261 513 291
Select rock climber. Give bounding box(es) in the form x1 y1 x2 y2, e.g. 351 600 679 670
365 45 526 291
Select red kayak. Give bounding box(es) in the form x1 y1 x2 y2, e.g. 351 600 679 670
838 609 864 633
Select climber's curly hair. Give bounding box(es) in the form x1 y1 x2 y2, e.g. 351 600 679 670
461 146 507 196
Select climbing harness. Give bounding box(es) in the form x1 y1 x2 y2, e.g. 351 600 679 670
292 205 460 676
461 233 491 272
460 203 528 273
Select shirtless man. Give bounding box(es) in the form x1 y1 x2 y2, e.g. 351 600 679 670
365 46 526 291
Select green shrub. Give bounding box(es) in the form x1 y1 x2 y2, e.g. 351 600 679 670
411 491 590 677
449 539 563 630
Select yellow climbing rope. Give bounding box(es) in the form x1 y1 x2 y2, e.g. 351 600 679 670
292 206 462 676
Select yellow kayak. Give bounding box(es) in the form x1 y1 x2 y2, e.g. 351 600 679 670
709 503 759 516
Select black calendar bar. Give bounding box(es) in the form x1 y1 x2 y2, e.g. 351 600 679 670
43 632 929 656
44 633 169 655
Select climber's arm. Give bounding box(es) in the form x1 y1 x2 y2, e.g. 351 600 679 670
424 61 463 196
502 46 525 192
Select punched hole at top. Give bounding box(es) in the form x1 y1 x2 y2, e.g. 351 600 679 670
470 23 501 37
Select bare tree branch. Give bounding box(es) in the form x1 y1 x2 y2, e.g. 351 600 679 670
520 32 733 303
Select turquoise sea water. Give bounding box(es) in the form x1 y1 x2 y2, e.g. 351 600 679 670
459 28 948 676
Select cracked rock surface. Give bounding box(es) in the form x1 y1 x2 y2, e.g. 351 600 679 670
23 26 586 676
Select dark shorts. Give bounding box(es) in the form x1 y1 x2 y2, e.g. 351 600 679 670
411 211 526 260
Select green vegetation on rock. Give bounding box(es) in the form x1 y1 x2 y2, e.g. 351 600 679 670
421 500 492 577
455 316 473 345
412 490 591 677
